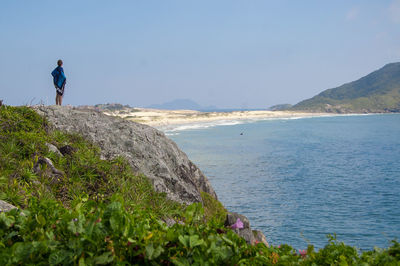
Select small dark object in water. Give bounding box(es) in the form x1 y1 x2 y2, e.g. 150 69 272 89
240 132 243 135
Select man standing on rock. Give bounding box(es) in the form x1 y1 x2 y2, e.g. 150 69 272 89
51 59 67 106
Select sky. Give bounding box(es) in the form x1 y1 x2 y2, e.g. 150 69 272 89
1 0 400 109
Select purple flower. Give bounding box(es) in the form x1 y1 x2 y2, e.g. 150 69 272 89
231 218 244 229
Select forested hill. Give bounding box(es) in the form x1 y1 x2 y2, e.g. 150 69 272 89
292 62 400 113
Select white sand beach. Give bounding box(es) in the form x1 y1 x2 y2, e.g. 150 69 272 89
103 108 333 129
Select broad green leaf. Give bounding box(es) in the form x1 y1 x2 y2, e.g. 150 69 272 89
12 242 33 262
221 236 234 246
109 216 120 232
0 212 15 227
67 221 77 234
93 252 113 265
189 235 204 248
179 235 189 248
171 257 191 266
153 245 164 259
49 250 70 265
79 256 86 266
145 243 164 260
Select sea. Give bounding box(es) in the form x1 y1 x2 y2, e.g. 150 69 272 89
163 114 400 251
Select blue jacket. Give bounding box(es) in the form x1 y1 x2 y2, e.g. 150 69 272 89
51 66 66 89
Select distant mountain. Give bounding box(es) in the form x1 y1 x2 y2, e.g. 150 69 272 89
147 99 217 111
268 104 293 111
292 62 400 113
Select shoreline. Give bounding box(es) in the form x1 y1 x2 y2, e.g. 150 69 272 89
102 107 368 131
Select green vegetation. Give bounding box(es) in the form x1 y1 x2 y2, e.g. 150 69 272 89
0 105 181 217
201 191 227 225
1 105 399 265
292 62 400 113
268 104 293 111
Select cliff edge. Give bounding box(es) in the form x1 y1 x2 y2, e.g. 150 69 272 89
33 105 217 205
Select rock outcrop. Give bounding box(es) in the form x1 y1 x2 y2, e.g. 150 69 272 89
0 200 17 212
33 105 217 205
225 212 269 246
33 156 64 185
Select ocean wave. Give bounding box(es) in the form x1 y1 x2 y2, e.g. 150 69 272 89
158 113 371 133
160 120 244 133
165 132 180 136
159 117 307 133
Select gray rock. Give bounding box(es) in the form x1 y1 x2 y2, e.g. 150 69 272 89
46 143 62 157
233 228 255 244
252 230 269 246
162 217 177 227
226 212 253 244
33 156 64 184
33 105 217 204
226 212 269 245
225 212 250 229
161 217 185 227
0 200 17 212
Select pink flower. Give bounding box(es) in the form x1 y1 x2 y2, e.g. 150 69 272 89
299 249 307 258
231 218 244 229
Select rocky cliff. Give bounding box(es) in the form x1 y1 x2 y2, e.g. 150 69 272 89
33 105 217 205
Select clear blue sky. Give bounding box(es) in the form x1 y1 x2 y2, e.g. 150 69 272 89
1 0 399 108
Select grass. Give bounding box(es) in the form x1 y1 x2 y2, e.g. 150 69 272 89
0 105 183 218
201 191 227 224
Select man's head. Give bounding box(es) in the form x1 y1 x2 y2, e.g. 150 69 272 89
57 59 63 66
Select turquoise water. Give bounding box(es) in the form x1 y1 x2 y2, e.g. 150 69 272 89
168 114 400 250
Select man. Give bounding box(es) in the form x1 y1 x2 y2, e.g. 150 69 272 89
51 59 66 105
